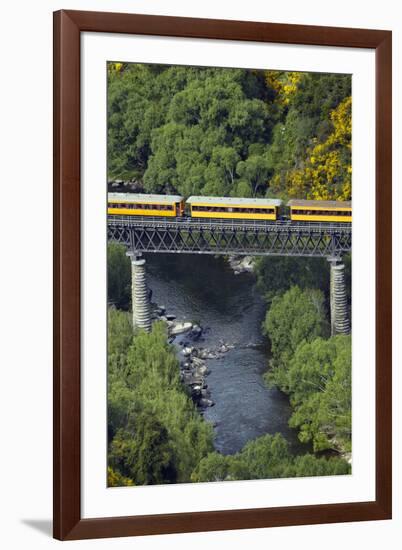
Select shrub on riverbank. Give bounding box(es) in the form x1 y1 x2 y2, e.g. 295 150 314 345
108 242 131 310
287 336 352 452
191 433 350 482
108 309 214 485
262 286 352 454
263 286 329 391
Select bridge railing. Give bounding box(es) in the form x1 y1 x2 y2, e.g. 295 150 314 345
107 215 351 235
107 215 351 258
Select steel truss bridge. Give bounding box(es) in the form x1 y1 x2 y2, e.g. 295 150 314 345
108 216 351 258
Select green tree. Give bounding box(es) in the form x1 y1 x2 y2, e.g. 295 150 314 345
191 433 350 482
108 318 214 485
109 414 177 484
203 146 240 196
142 69 275 197
108 243 131 309
237 433 291 479
236 152 271 197
107 308 133 439
255 256 330 303
124 323 214 481
190 452 230 483
263 286 328 390
107 63 197 181
283 453 350 477
288 336 351 452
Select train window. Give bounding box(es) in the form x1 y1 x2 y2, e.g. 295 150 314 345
292 208 351 217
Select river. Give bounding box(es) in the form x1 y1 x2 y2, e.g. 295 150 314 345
145 253 306 456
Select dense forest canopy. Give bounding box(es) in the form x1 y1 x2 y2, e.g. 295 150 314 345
108 63 351 201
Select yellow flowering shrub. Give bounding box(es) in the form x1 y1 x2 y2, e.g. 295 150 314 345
107 466 134 487
286 97 351 200
265 71 303 105
108 62 124 74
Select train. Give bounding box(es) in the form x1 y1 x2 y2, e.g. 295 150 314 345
107 193 352 223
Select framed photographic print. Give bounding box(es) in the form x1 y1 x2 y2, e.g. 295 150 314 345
53 10 392 540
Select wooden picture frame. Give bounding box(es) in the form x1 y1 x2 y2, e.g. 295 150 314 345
53 10 392 540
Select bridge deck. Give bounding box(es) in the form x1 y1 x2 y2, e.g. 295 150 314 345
107 215 351 258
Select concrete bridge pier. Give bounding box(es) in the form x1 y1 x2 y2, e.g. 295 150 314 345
126 251 152 332
328 258 350 336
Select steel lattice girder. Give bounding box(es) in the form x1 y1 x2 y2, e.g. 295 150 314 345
107 218 351 258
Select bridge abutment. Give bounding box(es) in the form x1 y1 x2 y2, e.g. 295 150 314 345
126 251 152 332
328 258 350 336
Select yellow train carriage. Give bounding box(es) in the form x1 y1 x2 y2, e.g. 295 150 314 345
187 196 282 221
287 199 352 223
107 193 185 217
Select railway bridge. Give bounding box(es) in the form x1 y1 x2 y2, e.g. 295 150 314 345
107 215 351 335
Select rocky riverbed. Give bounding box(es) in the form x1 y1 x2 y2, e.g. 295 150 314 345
151 301 236 410
227 255 255 275
146 252 306 455
149 255 255 409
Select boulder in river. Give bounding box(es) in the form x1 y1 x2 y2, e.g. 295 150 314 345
198 348 209 359
189 324 203 340
199 398 214 408
182 346 194 356
195 365 209 376
228 255 254 275
192 356 205 367
170 322 193 336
